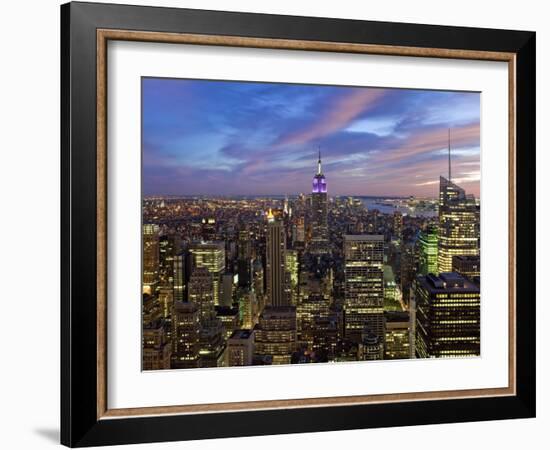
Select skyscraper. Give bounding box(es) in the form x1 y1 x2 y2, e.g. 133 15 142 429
201 217 217 241
438 177 479 272
266 210 288 306
142 320 171 370
171 301 200 369
285 249 299 305
414 272 480 358
384 311 411 360
172 251 186 303
309 150 329 254
418 225 439 275
438 138 479 272
358 330 383 361
297 292 331 350
400 242 418 306
187 267 215 322
238 289 258 329
158 286 174 319
198 317 226 368
254 306 297 365
222 272 234 307
226 329 255 366
295 216 305 244
252 258 264 296
237 229 252 288
452 255 480 281
143 223 160 295
343 235 385 343
393 211 403 239
158 232 179 287
188 242 225 306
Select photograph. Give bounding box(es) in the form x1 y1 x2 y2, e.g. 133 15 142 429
141 78 481 370
55 1 536 446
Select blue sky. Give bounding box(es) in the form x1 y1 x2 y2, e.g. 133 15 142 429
142 78 480 197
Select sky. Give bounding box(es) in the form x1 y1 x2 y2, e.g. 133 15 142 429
142 78 480 198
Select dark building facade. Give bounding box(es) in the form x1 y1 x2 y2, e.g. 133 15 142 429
452 255 480 281
414 272 480 358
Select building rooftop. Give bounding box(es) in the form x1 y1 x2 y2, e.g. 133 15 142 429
419 272 479 294
453 255 480 262
344 234 384 241
384 310 410 322
188 241 225 249
229 329 254 340
172 301 198 312
261 305 296 316
215 305 239 316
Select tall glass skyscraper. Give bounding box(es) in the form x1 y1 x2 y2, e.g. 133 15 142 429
418 225 439 275
343 235 385 343
438 177 479 272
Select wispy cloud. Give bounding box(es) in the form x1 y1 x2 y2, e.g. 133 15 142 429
142 78 480 197
274 88 388 147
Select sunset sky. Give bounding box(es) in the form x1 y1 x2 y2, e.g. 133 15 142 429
142 78 480 198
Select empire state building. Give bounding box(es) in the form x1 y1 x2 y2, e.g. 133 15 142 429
309 150 329 254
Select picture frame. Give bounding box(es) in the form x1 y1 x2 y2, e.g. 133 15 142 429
60 1 536 447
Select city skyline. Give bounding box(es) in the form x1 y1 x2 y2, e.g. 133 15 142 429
143 78 480 198
142 78 481 371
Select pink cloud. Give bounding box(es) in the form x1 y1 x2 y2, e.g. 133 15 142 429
274 88 388 147
372 123 480 165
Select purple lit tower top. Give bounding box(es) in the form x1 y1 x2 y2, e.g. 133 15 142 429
312 149 327 194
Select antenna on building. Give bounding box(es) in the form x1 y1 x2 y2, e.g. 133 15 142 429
448 128 451 182
317 146 322 175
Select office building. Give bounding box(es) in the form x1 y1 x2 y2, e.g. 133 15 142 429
266 211 288 306
238 288 259 330
198 318 226 368
384 311 411 360
452 255 480 281
438 177 479 272
344 235 385 343
187 267 215 322
418 225 439 275
222 272 234 307
393 211 403 239
358 329 383 360
414 272 480 358
226 329 255 366
188 242 225 306
143 223 160 294
142 320 171 370
297 292 331 350
400 242 418 306
215 305 240 339
285 249 299 305
237 229 252 288
158 232 179 287
173 251 186 303
254 306 297 365
171 301 200 369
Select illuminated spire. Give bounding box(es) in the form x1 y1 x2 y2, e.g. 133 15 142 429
448 128 451 182
267 208 274 222
312 146 327 194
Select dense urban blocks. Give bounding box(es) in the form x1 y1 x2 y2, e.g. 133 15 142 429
141 78 481 370
142 152 480 369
